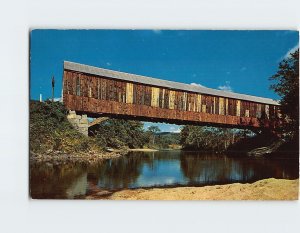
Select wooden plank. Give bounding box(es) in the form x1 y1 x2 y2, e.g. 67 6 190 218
219 97 225 115
169 90 175 110
225 98 228 115
196 94 201 112
183 92 187 111
213 97 216 114
161 89 165 108
151 87 160 107
126 83 133 104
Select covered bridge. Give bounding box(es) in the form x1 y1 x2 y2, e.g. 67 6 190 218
62 61 280 129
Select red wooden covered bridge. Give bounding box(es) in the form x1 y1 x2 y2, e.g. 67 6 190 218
62 61 280 129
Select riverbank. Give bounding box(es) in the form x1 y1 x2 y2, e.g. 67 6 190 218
30 147 163 165
30 150 127 166
86 178 299 200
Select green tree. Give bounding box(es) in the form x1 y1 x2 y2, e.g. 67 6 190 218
180 125 244 152
92 119 146 149
147 126 160 145
269 49 299 139
30 101 98 153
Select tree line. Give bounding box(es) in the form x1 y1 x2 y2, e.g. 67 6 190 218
90 121 180 149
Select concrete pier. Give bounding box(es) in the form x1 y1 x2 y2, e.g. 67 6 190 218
67 110 89 136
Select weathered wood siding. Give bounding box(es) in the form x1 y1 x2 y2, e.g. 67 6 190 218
63 70 279 128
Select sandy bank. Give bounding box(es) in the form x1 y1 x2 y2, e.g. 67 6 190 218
128 148 159 152
86 178 299 200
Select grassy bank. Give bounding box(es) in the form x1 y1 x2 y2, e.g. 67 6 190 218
29 101 125 164
86 178 299 200
30 101 101 153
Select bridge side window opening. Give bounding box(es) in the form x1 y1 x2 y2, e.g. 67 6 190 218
204 96 210 113
111 80 118 101
243 101 250 117
63 71 69 95
256 104 262 118
96 79 99 99
79 75 86 97
249 102 256 118
236 100 241 116
212 96 218 114
181 92 187 111
269 105 276 120
275 106 280 119
107 80 113 101
159 88 165 108
144 86 152 106
245 110 250 118
214 96 219 114
201 95 206 113
177 92 184 111
265 105 270 119
76 76 80 96
122 82 127 103
164 89 170 109
196 94 202 112
91 76 97 99
88 77 92 98
230 99 237 116
68 72 73 95
137 84 143 105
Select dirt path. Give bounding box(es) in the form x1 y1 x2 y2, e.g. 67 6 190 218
86 178 299 200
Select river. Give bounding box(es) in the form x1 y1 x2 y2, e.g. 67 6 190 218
30 150 299 199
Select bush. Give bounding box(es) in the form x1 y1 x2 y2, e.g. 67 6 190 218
91 119 147 149
29 100 101 153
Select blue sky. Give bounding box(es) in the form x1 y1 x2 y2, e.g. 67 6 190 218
30 30 299 132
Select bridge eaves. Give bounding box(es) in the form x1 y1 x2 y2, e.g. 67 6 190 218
64 61 279 106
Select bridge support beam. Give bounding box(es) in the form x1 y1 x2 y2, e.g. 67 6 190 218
67 110 89 136
88 117 109 128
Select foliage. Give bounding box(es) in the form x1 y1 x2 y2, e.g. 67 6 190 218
146 125 160 145
30 101 100 153
269 49 299 139
180 125 247 152
92 119 147 149
156 132 181 149
142 126 181 149
92 121 181 149
147 126 160 134
146 131 180 149
226 131 278 156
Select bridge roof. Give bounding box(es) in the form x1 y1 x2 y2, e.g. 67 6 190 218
64 61 279 105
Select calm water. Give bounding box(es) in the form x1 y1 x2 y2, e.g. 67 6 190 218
30 151 299 199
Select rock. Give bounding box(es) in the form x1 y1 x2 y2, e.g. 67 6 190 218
45 162 53 168
95 190 112 197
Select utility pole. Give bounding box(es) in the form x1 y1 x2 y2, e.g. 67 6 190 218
52 76 55 102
